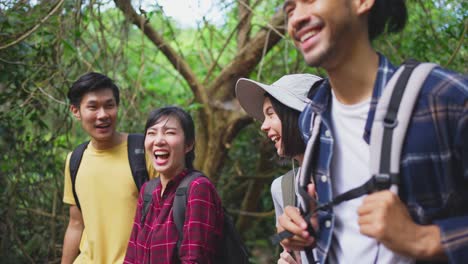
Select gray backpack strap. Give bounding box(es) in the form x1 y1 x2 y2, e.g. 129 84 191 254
173 170 204 255
297 113 321 213
281 170 296 208
141 178 160 225
272 61 437 252
370 61 437 187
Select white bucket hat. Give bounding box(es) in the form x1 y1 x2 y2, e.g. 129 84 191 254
235 74 322 121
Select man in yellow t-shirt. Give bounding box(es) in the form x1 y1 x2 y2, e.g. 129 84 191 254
62 72 155 264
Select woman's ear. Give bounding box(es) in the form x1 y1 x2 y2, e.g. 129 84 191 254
184 141 194 154
70 105 81 120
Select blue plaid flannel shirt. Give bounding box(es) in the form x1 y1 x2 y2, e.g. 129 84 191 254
298 54 468 263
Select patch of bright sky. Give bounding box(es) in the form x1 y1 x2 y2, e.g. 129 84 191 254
140 0 226 28
26 0 227 28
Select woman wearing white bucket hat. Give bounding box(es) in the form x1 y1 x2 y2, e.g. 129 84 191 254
235 74 322 264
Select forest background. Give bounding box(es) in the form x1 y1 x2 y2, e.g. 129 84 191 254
0 0 466 263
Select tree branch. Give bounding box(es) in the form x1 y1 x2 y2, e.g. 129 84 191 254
223 113 252 146
0 0 65 50
17 208 66 221
445 19 467 67
114 0 207 104
227 208 275 217
415 0 441 45
203 0 263 85
209 10 285 100
237 0 252 50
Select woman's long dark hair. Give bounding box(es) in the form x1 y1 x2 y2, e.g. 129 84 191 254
266 94 305 158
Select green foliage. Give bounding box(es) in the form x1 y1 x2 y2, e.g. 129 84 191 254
374 0 467 71
0 0 466 262
0 1 75 261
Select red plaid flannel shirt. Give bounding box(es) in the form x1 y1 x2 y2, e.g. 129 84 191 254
124 169 224 263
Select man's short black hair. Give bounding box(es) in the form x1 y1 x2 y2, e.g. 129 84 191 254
267 94 305 158
68 72 120 107
368 0 407 40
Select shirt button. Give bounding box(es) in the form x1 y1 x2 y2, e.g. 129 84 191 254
325 220 331 228
321 175 328 183
325 130 331 138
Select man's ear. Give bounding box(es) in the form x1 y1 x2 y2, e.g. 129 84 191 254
70 105 81 120
354 0 375 15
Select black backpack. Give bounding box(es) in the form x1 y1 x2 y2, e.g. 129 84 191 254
141 170 250 264
69 133 149 210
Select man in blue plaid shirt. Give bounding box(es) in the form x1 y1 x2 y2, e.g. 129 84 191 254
277 0 467 263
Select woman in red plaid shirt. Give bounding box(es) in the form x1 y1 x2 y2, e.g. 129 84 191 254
124 106 224 263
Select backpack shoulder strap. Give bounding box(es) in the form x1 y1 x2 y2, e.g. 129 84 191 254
281 169 296 208
272 61 437 250
69 141 89 210
323 61 437 205
370 60 437 183
141 177 160 225
127 133 149 191
173 170 205 254
297 113 321 214
326 60 437 204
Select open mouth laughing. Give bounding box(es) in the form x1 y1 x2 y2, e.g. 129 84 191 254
154 150 170 166
294 20 324 51
300 29 320 43
95 122 112 133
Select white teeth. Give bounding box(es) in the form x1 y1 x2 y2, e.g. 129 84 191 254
300 30 318 42
270 136 280 143
154 151 169 155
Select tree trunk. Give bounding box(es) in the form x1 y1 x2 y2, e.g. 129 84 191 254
114 0 285 181
194 106 250 184
236 139 276 232
114 0 286 225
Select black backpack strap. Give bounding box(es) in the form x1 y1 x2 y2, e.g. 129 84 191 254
281 169 296 208
173 170 204 256
141 178 160 225
379 59 420 175
127 133 149 191
69 141 89 211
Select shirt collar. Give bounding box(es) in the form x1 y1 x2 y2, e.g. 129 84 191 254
164 168 190 193
363 53 397 143
309 53 397 143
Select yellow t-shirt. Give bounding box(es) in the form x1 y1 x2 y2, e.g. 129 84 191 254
63 138 156 264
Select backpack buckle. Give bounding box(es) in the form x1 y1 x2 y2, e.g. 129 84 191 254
383 117 398 128
372 173 391 191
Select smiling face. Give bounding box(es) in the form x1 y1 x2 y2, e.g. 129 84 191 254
284 0 357 68
261 97 284 157
144 115 193 180
70 88 118 145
